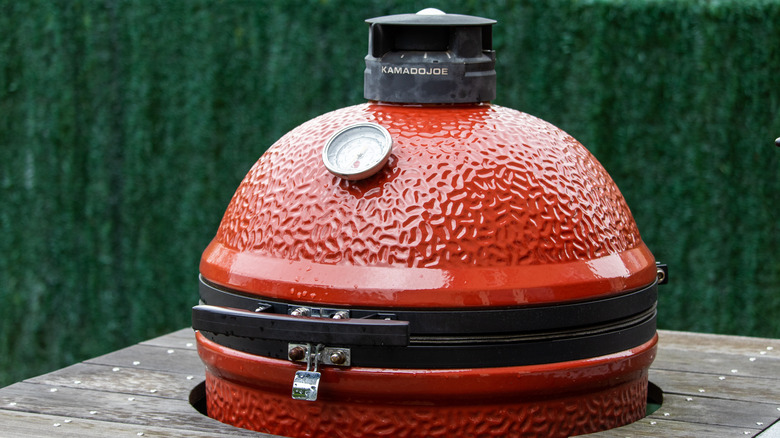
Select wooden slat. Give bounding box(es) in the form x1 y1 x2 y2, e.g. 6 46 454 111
25 362 197 400
0 408 237 438
581 417 761 438
650 393 779 430
0 382 258 436
84 343 205 376
650 368 780 405
141 328 198 350
653 346 780 380
658 330 780 356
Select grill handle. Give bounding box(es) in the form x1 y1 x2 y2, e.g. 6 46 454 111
192 305 410 347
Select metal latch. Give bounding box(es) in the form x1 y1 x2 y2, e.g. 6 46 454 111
289 343 351 366
290 343 352 401
291 344 322 401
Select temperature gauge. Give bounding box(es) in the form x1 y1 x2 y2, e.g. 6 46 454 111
322 122 393 180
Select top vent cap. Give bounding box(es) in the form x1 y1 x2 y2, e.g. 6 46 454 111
364 9 496 104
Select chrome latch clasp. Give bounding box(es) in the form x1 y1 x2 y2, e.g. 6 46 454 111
291 343 321 401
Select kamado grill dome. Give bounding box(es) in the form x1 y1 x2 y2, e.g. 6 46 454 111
193 9 664 437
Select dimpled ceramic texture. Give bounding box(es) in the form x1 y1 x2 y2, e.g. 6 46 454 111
222 103 638 264
199 332 657 438
201 103 656 307
205 373 648 437
198 103 658 436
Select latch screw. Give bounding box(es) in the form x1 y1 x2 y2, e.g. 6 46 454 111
289 346 307 361
329 350 347 365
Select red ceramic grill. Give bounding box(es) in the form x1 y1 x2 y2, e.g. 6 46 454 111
193 9 666 437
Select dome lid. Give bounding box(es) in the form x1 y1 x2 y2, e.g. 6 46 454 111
200 104 656 309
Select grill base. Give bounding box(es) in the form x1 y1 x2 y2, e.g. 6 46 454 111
198 332 657 437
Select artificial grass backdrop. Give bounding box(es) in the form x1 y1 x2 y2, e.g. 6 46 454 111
1 0 778 386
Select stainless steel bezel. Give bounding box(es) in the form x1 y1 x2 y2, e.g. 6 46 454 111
322 122 393 180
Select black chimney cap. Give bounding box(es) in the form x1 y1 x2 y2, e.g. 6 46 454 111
364 9 496 104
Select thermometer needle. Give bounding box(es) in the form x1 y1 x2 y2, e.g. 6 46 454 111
352 147 368 168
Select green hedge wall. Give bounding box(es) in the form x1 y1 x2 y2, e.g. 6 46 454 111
1 0 778 386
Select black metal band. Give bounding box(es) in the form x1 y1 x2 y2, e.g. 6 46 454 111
199 309 655 368
197 275 657 335
193 305 410 346
194 276 657 369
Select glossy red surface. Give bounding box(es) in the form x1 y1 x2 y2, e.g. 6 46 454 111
201 103 656 308
198 331 658 437
197 102 660 435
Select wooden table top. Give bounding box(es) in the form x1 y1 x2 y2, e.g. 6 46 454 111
1 328 778 437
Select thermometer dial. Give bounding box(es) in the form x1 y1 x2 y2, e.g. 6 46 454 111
322 122 393 180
